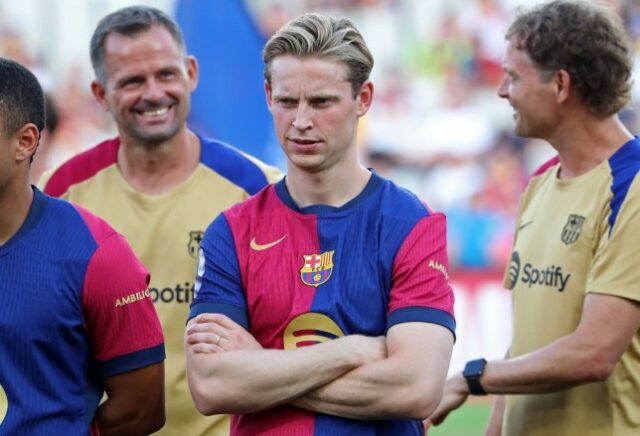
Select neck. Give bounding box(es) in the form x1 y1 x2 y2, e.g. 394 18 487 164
547 113 632 179
117 128 200 195
285 163 372 208
0 176 34 245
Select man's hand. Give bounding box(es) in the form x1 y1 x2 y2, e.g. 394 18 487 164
186 314 263 354
423 372 469 431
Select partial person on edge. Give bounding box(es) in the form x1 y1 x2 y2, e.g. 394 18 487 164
426 2 640 435
0 56 165 435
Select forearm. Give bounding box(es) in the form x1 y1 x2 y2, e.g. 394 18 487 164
95 397 163 436
187 336 370 415
482 332 611 394
293 355 430 419
95 363 165 436
294 324 453 420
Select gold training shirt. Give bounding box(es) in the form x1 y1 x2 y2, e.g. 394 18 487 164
39 136 282 436
503 140 640 436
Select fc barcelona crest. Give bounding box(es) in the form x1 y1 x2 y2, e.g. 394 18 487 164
188 230 204 259
300 250 335 287
561 215 585 245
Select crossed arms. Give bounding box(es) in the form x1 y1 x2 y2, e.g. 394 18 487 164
185 313 453 420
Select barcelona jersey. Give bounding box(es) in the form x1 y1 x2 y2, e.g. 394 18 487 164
191 172 455 435
0 188 164 435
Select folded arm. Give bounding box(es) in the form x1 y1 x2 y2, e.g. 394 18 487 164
185 314 386 415
293 322 453 420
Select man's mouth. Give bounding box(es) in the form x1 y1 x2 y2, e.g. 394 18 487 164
140 107 170 117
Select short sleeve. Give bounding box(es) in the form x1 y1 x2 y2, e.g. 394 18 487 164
387 213 456 338
189 213 249 328
587 177 640 303
82 233 165 378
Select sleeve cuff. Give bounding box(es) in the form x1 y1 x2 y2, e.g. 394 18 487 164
188 301 249 330
387 306 456 341
98 343 165 378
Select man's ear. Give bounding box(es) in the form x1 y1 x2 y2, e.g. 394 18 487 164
265 80 273 111
14 123 40 162
91 80 110 111
186 55 199 92
356 80 374 117
554 69 571 104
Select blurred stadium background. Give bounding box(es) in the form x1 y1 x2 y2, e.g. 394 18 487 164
3 0 639 433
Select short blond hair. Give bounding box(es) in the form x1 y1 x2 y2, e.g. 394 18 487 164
263 13 374 97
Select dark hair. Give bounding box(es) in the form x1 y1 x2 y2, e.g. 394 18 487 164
90 6 186 84
0 57 45 138
506 0 632 116
263 13 374 97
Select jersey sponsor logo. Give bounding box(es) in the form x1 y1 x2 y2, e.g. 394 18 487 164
249 234 287 251
561 214 585 245
0 383 7 426
188 231 204 259
505 251 521 290
428 260 449 280
521 264 570 292
508 251 571 292
115 289 151 307
300 250 335 287
283 313 345 349
149 282 195 304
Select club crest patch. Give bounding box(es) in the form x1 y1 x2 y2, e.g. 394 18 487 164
561 214 585 245
300 250 335 287
188 230 204 259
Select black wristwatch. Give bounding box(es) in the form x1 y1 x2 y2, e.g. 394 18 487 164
463 358 488 396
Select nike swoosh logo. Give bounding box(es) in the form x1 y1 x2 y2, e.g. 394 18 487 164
518 221 533 231
250 235 287 251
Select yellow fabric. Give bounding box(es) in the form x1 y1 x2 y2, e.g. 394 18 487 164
39 153 282 436
502 160 640 436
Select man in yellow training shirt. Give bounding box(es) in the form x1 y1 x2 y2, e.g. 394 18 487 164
426 1 640 435
39 6 281 436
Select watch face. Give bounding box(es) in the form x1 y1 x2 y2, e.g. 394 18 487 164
464 358 486 377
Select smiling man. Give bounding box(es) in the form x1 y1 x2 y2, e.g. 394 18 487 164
426 2 640 436
39 6 281 436
185 13 455 436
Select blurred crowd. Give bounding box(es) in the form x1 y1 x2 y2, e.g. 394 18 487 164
2 0 640 271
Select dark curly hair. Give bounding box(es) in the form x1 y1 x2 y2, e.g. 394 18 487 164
507 0 632 116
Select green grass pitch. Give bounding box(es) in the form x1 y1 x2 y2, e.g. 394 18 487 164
428 400 491 436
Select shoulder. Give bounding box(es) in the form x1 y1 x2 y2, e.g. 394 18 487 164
70 203 119 245
198 135 283 195
608 138 640 187
34 194 117 259
222 183 277 223
377 175 432 221
606 139 640 231
40 138 120 197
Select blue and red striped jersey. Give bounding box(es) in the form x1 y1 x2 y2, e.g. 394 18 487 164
191 172 455 435
0 188 164 434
